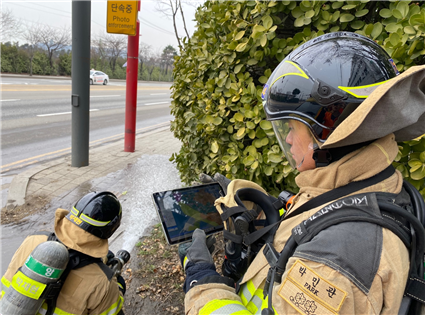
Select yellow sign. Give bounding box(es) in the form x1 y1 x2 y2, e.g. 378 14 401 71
107 1 138 36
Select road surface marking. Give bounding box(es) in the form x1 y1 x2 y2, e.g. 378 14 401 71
150 93 167 95
145 101 169 106
1 99 20 102
1 121 171 170
37 109 99 117
90 95 121 98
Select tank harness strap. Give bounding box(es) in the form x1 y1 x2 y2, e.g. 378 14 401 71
262 189 425 314
284 165 395 221
42 234 106 315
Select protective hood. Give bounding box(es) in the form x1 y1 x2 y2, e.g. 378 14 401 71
54 208 109 258
323 65 425 149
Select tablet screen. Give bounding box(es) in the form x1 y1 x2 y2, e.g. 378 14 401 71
152 183 224 245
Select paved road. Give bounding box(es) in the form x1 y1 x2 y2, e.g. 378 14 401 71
1 76 174 173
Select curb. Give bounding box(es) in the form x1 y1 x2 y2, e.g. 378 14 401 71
6 124 174 210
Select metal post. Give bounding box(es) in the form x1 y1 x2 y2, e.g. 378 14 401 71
71 0 91 167
124 1 140 152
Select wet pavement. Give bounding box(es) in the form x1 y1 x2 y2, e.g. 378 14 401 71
1 126 182 274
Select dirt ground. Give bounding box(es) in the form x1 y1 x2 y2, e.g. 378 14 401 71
121 224 225 315
1 194 51 224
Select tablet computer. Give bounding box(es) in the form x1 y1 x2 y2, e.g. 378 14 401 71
152 183 225 245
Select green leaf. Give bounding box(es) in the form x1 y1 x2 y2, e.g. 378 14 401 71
322 11 330 21
411 165 425 180
212 117 223 125
234 64 244 74
379 8 392 19
355 9 369 17
396 1 409 19
291 7 304 18
235 42 247 52
201 23 211 28
260 34 268 47
404 26 416 35
342 4 356 10
350 20 364 30
236 127 246 139
234 112 244 122
340 13 355 23
392 9 403 20
294 17 305 27
235 30 245 40
211 141 219 153
268 153 283 163
253 25 266 33
385 23 402 33
260 120 273 130
332 2 344 9
371 22 383 39
259 76 268 84
389 33 400 46
247 58 258 65
305 10 315 19
262 15 273 29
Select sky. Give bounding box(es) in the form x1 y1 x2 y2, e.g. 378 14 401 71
2 0 203 53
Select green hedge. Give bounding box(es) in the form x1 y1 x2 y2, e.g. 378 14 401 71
170 0 425 197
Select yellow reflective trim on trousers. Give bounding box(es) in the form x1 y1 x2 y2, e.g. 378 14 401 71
200 299 252 315
38 302 77 315
98 295 124 315
338 80 390 98
1 276 11 298
37 295 123 315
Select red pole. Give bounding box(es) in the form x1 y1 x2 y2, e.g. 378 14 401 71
124 1 140 152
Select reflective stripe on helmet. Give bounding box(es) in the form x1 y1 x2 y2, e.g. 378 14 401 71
199 299 252 315
338 80 391 98
72 207 111 227
270 60 309 88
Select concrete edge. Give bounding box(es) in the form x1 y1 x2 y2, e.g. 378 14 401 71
6 124 175 209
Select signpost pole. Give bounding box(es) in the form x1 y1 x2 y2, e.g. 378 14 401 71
124 1 140 152
71 0 91 167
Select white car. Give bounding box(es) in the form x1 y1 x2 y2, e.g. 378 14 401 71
90 70 109 85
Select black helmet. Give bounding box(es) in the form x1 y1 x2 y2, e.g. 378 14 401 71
66 191 122 239
262 32 399 168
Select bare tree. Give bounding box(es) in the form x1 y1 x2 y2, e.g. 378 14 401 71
139 42 152 76
37 24 71 71
0 8 22 42
22 23 42 76
93 33 127 73
155 0 192 49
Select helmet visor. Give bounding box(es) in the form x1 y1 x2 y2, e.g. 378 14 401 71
272 118 319 171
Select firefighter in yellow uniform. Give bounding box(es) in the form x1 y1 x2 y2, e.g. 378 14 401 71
1 191 125 315
180 33 425 314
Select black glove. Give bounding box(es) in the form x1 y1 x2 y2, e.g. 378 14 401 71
178 229 216 271
196 173 231 195
106 250 116 266
117 275 126 295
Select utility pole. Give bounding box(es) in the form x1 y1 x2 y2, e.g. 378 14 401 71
71 0 91 167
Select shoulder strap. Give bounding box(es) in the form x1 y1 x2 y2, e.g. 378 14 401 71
284 165 395 220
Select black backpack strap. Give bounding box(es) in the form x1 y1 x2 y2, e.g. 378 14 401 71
44 249 103 315
284 165 395 220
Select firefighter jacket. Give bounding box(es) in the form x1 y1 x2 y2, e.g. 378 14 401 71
0 208 124 315
184 133 410 314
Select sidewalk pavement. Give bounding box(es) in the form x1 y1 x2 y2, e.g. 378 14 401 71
5 124 181 211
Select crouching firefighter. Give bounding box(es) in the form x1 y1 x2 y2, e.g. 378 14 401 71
0 191 127 315
179 32 425 314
